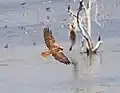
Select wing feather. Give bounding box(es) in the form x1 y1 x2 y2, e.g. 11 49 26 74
52 50 70 65
43 27 55 49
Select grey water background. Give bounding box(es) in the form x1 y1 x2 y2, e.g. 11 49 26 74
0 0 120 93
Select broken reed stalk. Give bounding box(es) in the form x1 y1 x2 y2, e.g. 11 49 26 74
67 0 103 56
76 1 93 55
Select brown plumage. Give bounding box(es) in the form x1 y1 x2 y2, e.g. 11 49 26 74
69 24 76 51
41 27 70 65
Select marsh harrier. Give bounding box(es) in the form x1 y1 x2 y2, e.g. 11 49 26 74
41 27 71 65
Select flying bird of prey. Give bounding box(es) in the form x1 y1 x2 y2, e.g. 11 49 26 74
41 27 71 65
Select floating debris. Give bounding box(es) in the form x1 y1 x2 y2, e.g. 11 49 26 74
0 64 8 67
23 11 28 17
63 18 67 21
4 17 8 22
18 26 26 31
48 0 52 3
46 7 53 12
4 25 7 28
4 44 8 48
33 42 36 46
24 31 28 35
46 16 50 20
60 24 66 28
20 2 27 6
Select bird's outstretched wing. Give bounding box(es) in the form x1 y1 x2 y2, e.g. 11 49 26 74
52 49 70 65
43 27 55 49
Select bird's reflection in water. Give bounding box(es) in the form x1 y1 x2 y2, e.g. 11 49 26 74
70 52 103 93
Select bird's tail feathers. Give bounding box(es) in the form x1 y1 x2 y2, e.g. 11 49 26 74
41 50 51 58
